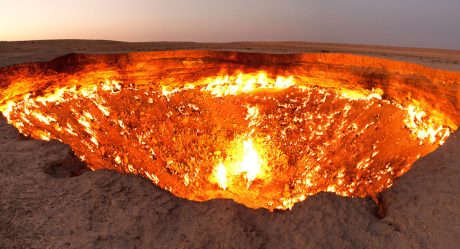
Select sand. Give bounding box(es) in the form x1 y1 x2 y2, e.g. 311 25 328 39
1 40 460 71
0 40 459 249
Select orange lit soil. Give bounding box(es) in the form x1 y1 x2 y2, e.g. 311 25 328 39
1 51 459 210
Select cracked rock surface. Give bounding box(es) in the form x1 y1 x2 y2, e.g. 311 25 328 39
0 113 459 249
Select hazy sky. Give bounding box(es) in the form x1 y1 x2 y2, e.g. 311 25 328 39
1 0 460 49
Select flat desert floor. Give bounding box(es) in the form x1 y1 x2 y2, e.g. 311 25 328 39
1 40 460 70
0 40 459 249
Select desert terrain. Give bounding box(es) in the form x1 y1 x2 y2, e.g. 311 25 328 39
0 40 459 249
1 40 460 71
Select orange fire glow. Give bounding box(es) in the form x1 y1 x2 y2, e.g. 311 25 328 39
0 51 459 210
210 136 268 190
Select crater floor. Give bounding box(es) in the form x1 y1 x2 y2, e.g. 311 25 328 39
1 50 457 210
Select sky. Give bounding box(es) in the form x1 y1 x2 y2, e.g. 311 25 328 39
1 0 460 50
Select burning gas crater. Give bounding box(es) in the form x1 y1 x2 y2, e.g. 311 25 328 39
0 51 459 210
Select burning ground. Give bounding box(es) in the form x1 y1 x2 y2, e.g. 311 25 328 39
1 47 460 248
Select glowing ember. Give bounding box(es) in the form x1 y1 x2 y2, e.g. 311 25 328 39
0 51 459 210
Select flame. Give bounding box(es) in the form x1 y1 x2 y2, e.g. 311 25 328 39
202 71 295 97
210 137 267 190
213 162 228 190
238 139 263 183
0 51 458 210
404 104 451 145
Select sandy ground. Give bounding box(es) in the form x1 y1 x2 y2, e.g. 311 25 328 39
0 40 459 249
1 40 460 71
